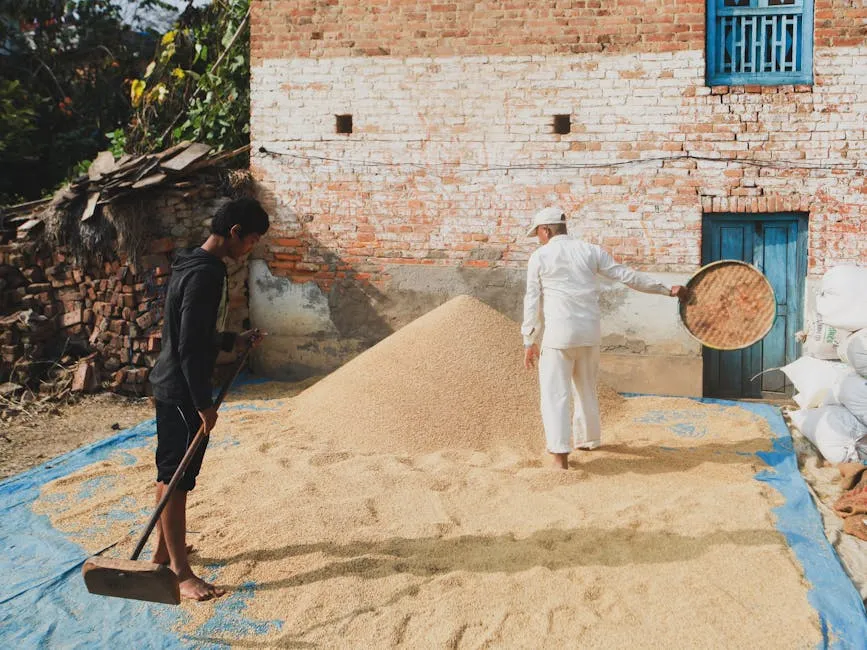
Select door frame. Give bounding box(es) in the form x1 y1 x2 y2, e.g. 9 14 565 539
700 212 808 399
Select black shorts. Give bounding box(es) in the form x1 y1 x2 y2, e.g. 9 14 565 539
155 400 210 491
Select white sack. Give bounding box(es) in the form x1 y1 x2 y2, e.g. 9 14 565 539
799 314 848 360
788 405 867 464
822 366 857 407
837 329 867 378
816 265 867 331
781 356 852 409
837 374 867 427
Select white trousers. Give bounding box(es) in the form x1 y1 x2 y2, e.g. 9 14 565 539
538 345 601 454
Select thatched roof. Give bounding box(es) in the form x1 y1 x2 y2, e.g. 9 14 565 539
1 142 250 265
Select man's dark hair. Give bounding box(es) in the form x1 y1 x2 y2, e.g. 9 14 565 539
211 198 270 237
545 221 568 236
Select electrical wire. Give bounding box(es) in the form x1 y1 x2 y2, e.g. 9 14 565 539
256 145 867 174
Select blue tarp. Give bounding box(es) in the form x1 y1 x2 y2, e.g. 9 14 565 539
0 396 282 649
722 401 867 650
0 395 865 648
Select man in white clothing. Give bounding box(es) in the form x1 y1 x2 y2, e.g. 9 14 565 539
522 207 688 469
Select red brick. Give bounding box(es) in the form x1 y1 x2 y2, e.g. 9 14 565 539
271 238 304 248
136 312 154 330
61 310 82 328
72 360 97 392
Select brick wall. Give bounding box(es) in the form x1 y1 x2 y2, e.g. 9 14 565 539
248 0 867 381
251 0 705 61
252 52 867 278
251 0 866 62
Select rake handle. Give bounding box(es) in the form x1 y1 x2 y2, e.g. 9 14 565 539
130 347 251 561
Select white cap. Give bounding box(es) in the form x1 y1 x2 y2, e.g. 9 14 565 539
526 206 566 237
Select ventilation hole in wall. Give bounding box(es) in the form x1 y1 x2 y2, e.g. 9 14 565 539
553 114 571 135
336 114 353 134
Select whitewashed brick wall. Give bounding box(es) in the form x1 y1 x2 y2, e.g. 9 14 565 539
251 47 867 286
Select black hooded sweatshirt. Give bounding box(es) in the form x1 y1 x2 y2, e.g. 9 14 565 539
149 247 236 410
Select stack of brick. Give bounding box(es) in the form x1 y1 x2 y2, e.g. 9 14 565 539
0 189 249 396
0 238 164 394
0 215 58 388
0 270 57 387
78 250 173 394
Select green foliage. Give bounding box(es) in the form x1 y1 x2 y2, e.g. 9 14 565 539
0 80 37 156
0 1 251 205
107 128 127 159
0 80 39 202
0 0 162 204
126 0 251 156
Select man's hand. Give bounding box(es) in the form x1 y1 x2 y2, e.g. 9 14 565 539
670 285 689 303
524 344 539 370
198 406 219 435
237 328 267 349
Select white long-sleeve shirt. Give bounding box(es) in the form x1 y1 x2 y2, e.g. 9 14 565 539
522 235 672 348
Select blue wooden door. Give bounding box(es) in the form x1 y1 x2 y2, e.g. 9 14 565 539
702 214 806 399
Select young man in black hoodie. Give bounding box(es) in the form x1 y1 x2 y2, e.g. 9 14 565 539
148 197 269 600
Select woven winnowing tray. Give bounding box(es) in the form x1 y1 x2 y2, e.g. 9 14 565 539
679 260 777 351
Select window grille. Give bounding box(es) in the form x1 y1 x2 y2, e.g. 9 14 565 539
707 0 813 85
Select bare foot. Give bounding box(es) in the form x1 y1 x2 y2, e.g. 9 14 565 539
153 544 195 566
178 574 226 601
550 453 569 470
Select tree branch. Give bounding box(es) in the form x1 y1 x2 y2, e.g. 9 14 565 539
156 5 251 145
33 57 68 99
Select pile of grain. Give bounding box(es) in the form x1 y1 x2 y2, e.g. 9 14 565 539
288 295 623 455
35 388 822 647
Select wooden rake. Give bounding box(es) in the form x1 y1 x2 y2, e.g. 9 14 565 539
81 346 251 604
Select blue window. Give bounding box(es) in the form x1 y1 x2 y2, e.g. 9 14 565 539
707 0 814 86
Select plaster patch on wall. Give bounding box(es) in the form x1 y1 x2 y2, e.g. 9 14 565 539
598 272 699 356
387 265 526 323
249 260 336 337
